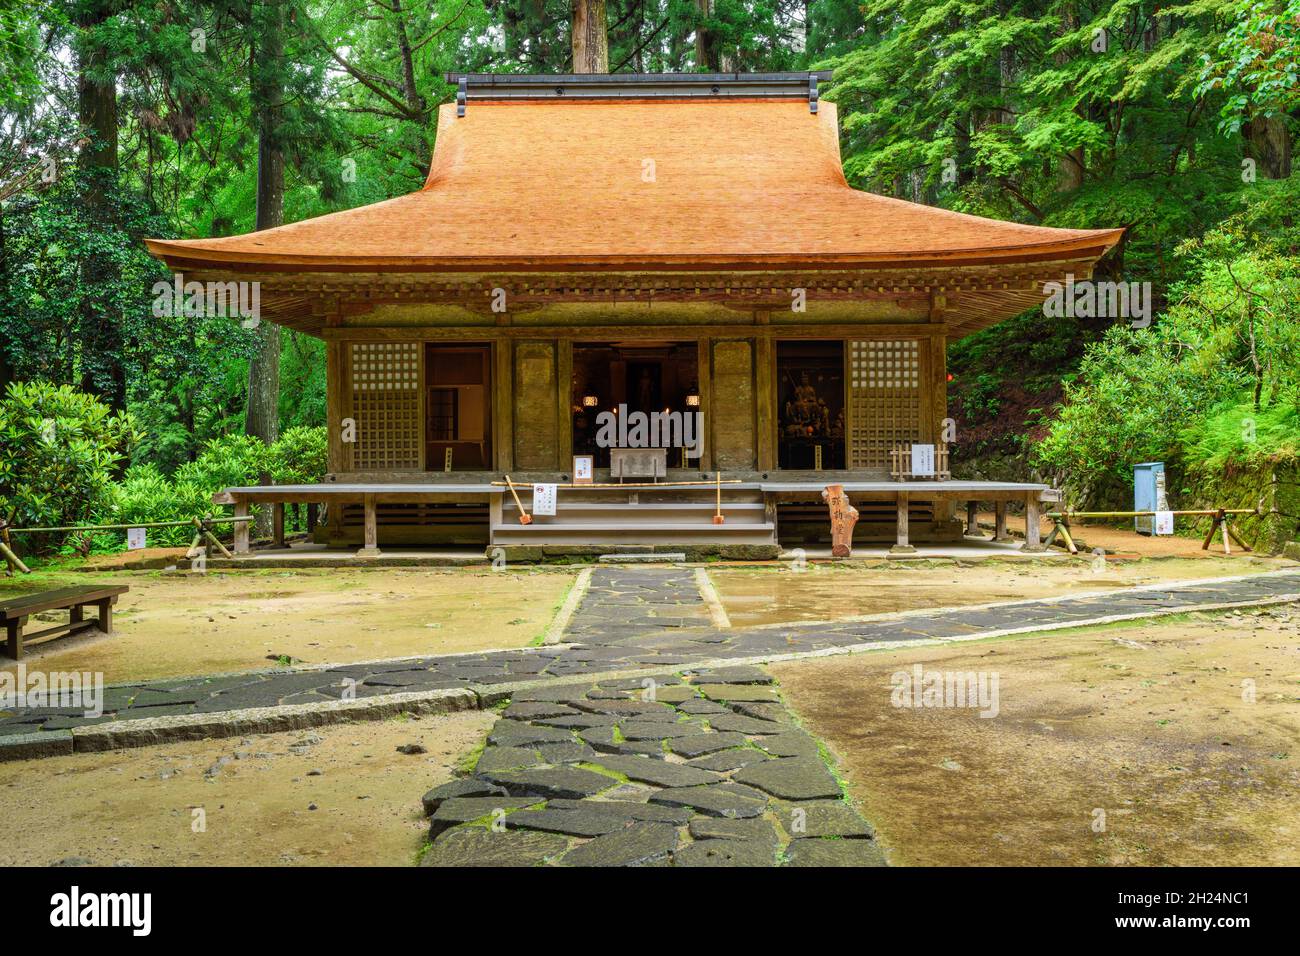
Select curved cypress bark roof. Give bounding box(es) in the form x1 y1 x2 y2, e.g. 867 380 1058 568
146 97 1121 272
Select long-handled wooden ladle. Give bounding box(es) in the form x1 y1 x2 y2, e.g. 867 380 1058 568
504 475 533 525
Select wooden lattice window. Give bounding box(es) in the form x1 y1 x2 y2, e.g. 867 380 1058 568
848 339 922 471
348 342 421 470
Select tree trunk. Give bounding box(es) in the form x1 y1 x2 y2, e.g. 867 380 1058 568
1057 146 1084 192
694 0 720 71
1054 7 1085 193
998 29 1015 126
1243 116 1292 179
247 0 286 539
0 207 11 395
571 0 608 73
392 0 431 171
76 3 126 411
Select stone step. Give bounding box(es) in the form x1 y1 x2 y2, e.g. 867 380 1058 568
494 521 775 534
504 501 766 512
596 552 687 563
491 528 778 546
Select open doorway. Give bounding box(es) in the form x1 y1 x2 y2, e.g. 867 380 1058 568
571 342 700 468
777 340 845 470
425 343 491 470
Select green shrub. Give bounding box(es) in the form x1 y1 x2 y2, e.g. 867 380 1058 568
267 425 328 484
2 379 329 556
173 433 269 493
1181 399 1300 476
99 427 328 548
0 382 139 548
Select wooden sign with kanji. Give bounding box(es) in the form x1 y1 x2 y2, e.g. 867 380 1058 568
822 484 859 558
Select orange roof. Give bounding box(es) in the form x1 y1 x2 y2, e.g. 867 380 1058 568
146 98 1121 272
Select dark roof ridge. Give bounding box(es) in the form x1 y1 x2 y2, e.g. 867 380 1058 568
445 71 833 112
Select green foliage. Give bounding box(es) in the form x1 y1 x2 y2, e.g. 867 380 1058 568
956 372 1004 424
0 379 327 552
1181 399 1300 474
265 425 328 485
1197 0 1300 132
0 381 139 535
1037 178 1300 505
103 427 328 547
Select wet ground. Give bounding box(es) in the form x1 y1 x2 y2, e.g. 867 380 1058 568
771 606 1300 866
708 556 1273 627
0 710 494 866
0 567 575 683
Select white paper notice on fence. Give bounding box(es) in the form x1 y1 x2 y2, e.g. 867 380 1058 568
532 483 557 517
1154 511 1175 536
127 527 147 550
910 444 936 477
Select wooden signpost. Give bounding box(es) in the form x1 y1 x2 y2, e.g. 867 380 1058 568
822 483 859 557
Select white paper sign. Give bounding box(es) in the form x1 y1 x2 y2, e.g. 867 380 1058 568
1154 511 1174 536
127 527 147 550
532 483 557 517
910 443 936 477
573 456 593 483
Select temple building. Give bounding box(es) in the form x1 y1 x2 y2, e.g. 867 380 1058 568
146 72 1122 558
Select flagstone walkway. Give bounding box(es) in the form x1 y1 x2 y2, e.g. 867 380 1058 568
420 664 883 867
3 568 1298 739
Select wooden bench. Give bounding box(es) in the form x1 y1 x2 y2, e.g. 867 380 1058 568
0 585 128 660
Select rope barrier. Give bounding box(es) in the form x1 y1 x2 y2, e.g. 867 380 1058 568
1042 508 1260 556
0 515 253 576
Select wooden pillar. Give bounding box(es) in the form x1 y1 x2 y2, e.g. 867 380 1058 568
755 330 775 472
927 293 948 442
272 503 285 548
697 336 713 472
326 340 346 473
966 500 983 538
557 339 573 472
233 499 251 554
359 494 381 557
890 491 916 554
494 339 514 473
993 500 1010 541
1023 494 1044 551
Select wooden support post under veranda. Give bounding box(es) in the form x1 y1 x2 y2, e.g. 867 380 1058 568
358 494 381 558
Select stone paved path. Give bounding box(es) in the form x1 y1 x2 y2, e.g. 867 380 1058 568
4 568 1298 738
420 664 884 867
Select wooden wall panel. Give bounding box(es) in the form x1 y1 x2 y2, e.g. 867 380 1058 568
711 339 756 471
513 340 559 470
